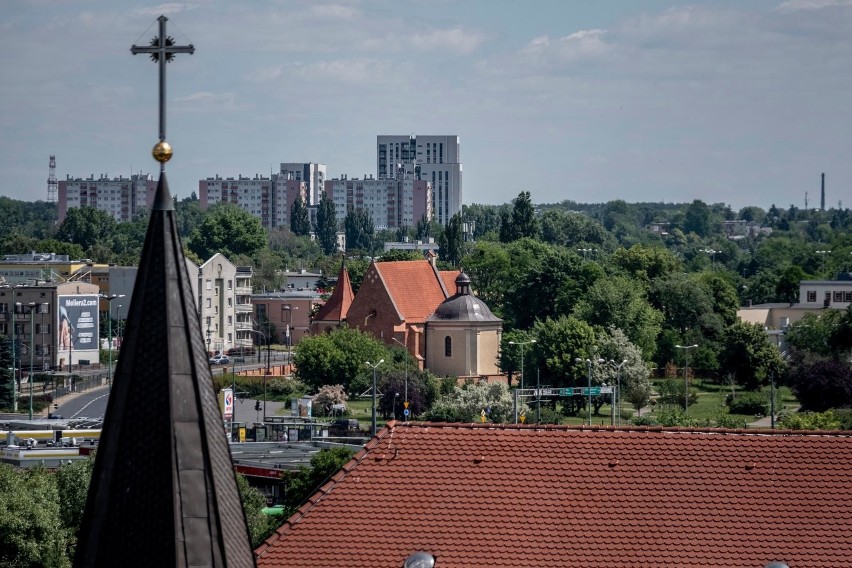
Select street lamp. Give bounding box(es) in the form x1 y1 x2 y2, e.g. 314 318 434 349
608 359 628 426
9 298 17 412
508 339 536 391
576 357 604 425
700 248 720 264
18 302 45 420
815 249 831 276
577 248 597 260
281 305 298 367
392 337 410 420
365 359 384 437
675 344 698 414
99 293 124 388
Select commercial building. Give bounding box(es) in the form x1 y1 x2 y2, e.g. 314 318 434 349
58 173 157 222
377 134 462 226
0 282 101 373
0 253 107 286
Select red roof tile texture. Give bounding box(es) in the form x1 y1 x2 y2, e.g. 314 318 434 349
373 261 458 322
312 261 354 323
256 423 852 568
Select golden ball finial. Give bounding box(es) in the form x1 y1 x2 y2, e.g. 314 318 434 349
152 140 173 163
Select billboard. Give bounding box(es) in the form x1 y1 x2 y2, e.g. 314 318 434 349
57 295 100 353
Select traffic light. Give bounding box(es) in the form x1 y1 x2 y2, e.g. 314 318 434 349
254 400 261 412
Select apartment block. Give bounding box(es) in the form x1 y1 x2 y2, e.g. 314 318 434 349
199 174 308 231
324 173 432 231
377 135 462 226
279 163 327 206
58 173 157 222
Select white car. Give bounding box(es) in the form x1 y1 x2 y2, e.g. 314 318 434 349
209 354 230 365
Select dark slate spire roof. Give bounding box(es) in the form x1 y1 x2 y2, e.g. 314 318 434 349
429 272 501 322
74 174 255 568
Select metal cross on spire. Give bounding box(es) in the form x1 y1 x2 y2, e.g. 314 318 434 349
131 15 194 171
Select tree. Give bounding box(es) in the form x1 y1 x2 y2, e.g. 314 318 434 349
56 457 94 555
785 357 852 412
235 472 278 548
682 199 715 237
611 244 682 281
187 203 267 260
293 326 388 393
529 316 597 389
437 212 464 267
55 206 117 253
0 464 69 567
595 328 652 413
312 384 348 416
718 321 785 390
572 275 663 360
289 195 311 236
343 207 374 253
280 448 355 516
315 192 339 255
426 381 517 423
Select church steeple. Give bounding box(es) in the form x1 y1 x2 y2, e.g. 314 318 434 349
74 174 255 567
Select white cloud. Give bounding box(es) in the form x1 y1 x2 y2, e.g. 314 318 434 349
304 58 389 84
132 3 199 17
776 0 852 12
409 27 486 54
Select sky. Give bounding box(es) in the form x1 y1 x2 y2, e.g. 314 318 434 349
2 0 852 211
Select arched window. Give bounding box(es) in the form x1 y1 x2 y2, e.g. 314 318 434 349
444 335 452 357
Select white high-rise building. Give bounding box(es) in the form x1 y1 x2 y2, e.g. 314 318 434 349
58 173 157 222
377 135 462 226
279 163 327 206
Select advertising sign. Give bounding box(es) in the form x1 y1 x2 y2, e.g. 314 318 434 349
223 388 234 420
57 295 100 352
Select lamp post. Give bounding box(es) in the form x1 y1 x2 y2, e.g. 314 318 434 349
508 339 536 392
365 359 384 437
675 344 698 414
117 304 123 347
700 248 720 265
10 300 17 412
392 337 410 420
608 359 628 426
39 304 47 373
281 305 298 369
577 248 597 260
576 357 604 425
100 293 124 388
18 302 43 420
815 249 831 276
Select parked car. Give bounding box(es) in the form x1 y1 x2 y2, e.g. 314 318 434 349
209 354 230 365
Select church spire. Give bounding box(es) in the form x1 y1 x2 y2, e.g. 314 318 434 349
74 174 255 567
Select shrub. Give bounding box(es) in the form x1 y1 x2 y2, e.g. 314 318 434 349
631 415 655 426
726 391 767 415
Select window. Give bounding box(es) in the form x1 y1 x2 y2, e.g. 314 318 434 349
444 336 452 357
807 290 817 302
845 291 852 302
206 298 212 308
0 303 6 313
834 291 844 302
227 279 232 290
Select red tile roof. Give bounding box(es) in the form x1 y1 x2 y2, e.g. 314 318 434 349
312 261 354 323
256 423 852 568
373 260 458 322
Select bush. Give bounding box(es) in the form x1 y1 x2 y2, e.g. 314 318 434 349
631 415 655 426
726 391 767 415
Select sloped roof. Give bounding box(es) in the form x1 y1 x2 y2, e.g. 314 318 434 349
312 260 354 323
373 260 458 322
74 174 254 567
256 422 852 568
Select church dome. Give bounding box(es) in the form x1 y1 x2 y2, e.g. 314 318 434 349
429 273 501 322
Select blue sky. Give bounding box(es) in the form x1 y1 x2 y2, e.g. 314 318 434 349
2 0 851 211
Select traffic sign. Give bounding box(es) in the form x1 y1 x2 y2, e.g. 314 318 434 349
403 409 410 417
403 401 410 409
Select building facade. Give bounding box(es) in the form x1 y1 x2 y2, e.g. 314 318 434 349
199 174 308 231
251 291 324 347
192 254 253 355
0 282 101 373
799 273 852 309
58 173 157 222
279 162 327 206
324 174 432 231
377 134 462 226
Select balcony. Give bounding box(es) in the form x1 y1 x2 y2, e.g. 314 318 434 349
235 303 253 313
235 286 252 296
